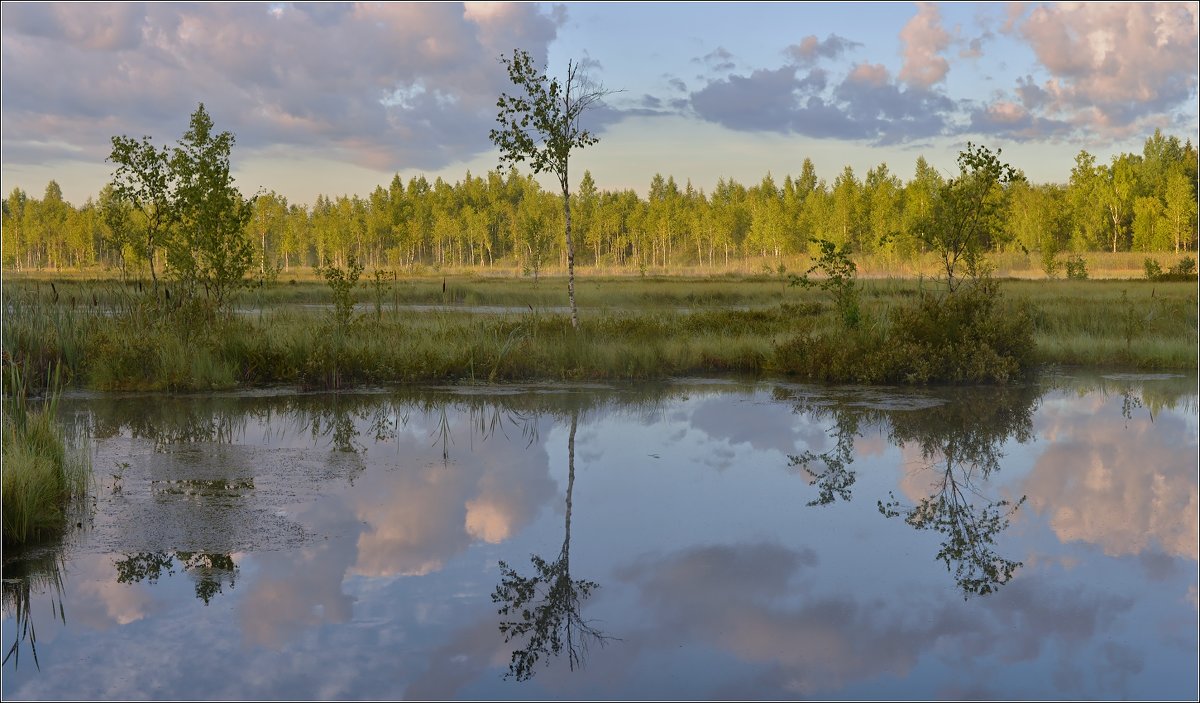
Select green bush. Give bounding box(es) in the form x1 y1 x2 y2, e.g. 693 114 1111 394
884 279 1034 383
1170 256 1196 278
1144 258 1164 281
1065 255 1089 280
774 277 1034 384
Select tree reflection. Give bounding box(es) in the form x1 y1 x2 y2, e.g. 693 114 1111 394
492 409 612 681
114 551 238 605
783 385 1039 596
788 407 860 507
2 550 66 671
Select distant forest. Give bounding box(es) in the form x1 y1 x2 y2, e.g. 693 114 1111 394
3 129 1196 274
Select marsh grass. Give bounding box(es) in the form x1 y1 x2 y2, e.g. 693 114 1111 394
2 365 91 547
1 273 1195 392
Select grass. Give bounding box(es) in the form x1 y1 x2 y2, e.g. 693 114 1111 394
1 271 1195 392
2 365 91 547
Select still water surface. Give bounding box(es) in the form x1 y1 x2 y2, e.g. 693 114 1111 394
3 374 1197 700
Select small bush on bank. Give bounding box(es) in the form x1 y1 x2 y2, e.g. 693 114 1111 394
883 278 1034 383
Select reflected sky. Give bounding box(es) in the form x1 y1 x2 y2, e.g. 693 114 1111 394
3 376 1196 700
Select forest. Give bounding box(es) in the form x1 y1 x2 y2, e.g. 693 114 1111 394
2 130 1196 277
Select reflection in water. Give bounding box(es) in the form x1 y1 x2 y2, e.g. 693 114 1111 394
2 551 66 671
492 409 613 681
114 551 238 605
5 378 1189 699
785 386 1039 596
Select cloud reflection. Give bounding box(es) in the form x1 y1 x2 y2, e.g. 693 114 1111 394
1024 398 1198 560
616 541 1138 697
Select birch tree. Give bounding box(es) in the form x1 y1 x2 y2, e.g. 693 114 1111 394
490 49 614 329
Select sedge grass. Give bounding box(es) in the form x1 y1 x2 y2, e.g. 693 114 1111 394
2 366 91 547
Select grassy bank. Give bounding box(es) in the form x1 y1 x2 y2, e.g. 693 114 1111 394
1 273 1195 392
2 367 91 548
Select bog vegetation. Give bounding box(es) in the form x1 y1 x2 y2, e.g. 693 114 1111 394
1 104 1197 395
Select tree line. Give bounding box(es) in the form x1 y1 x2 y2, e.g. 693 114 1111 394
3 129 1196 276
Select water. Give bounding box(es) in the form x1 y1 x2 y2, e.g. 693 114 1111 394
3 374 1197 700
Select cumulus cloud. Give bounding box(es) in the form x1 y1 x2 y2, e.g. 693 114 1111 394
1004 2 1199 138
899 2 952 89
677 3 1195 146
0 2 561 173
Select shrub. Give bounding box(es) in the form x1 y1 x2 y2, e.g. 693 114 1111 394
789 239 862 329
774 276 1033 384
1065 255 1088 280
1144 258 1164 281
884 278 1034 384
1170 256 1196 278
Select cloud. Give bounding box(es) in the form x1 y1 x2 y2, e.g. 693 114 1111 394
785 34 861 66
687 38 960 144
693 45 737 73
899 2 952 89
1005 2 1199 138
1022 397 1198 560
958 31 994 59
0 2 561 174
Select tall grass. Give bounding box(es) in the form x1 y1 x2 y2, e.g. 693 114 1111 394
2 365 91 547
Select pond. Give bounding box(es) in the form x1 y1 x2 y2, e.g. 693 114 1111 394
2 373 1197 700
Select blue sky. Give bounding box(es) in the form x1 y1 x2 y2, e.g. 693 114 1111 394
1 2 1197 205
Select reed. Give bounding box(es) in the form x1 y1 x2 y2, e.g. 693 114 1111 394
2 365 91 547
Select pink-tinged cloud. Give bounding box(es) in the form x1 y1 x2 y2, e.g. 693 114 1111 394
898 2 952 89
848 62 890 87
1014 2 1199 136
0 2 560 173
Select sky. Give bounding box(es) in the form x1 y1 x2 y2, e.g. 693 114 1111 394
1 2 1197 207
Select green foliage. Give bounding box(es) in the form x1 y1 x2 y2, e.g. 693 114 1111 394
167 104 255 311
369 268 392 320
1171 256 1196 277
776 276 1035 384
789 239 861 329
885 278 1034 384
916 143 1021 292
491 48 614 328
1143 257 1164 281
2 275 1194 392
107 134 175 286
1040 247 1062 279
1065 254 1089 280
319 254 364 334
